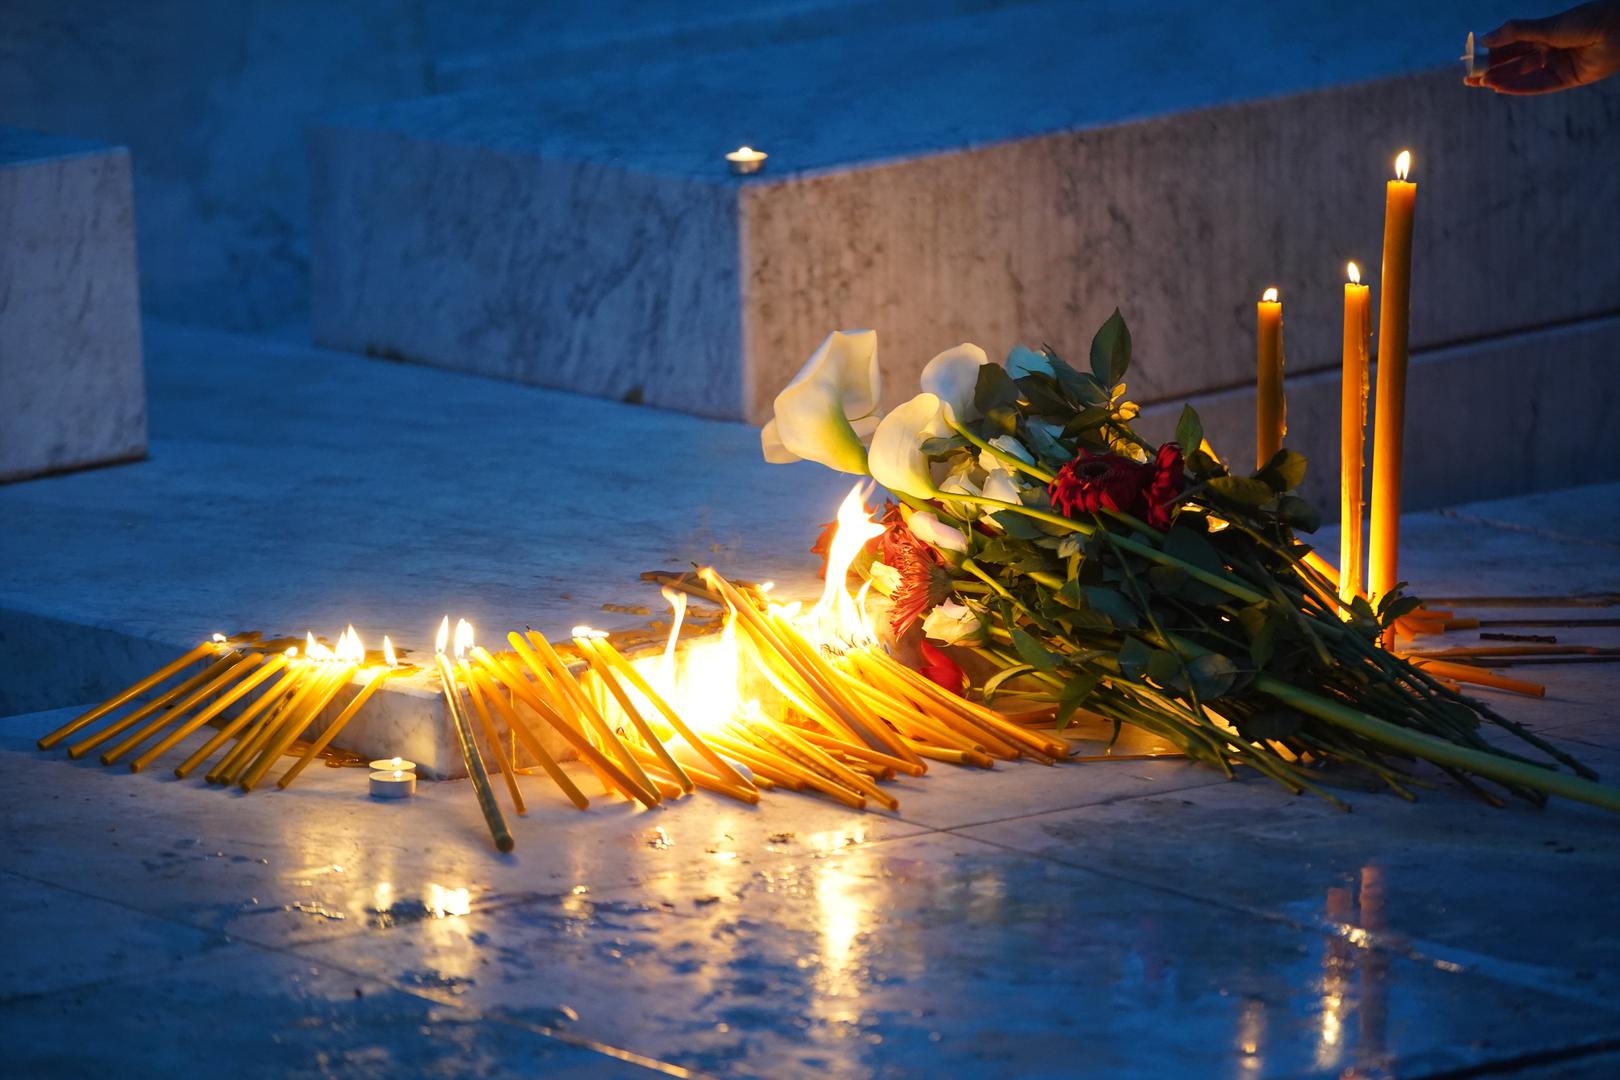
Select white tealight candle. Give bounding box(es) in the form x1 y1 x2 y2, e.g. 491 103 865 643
369 756 417 773
370 769 417 799
725 146 767 175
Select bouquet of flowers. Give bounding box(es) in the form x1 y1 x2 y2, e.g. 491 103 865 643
762 315 1618 811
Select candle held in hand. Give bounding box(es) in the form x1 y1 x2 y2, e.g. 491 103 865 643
1256 287 1285 469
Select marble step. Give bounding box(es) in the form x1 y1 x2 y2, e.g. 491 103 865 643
1136 313 1620 523
309 1 1620 424
0 127 146 482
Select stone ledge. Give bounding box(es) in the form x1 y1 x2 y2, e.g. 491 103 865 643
0 126 147 482
309 0 1619 423
1137 313 1620 521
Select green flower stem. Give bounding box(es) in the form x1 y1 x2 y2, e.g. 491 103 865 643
945 418 1056 484
947 491 1269 607
1144 627 1620 812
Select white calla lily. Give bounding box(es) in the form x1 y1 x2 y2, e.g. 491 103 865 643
868 561 902 596
919 343 989 423
907 510 970 554
937 472 983 519
762 330 881 474
979 435 1034 472
869 392 948 498
923 600 985 645
982 468 1022 506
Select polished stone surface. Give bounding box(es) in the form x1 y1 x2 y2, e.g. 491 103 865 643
1136 315 1620 517
4 445 1619 1073
309 1 1620 424
0 126 146 482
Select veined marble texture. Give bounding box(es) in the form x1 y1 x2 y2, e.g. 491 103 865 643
308 1 1620 425
0 126 146 482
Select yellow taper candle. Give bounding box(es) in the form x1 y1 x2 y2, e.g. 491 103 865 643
1369 150 1417 612
1340 261 1372 604
1256 287 1285 468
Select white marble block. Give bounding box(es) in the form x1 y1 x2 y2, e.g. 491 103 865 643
0 128 146 482
309 1 1620 425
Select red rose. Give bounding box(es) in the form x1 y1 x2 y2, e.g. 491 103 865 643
1145 443 1185 530
918 640 967 695
1048 452 1150 519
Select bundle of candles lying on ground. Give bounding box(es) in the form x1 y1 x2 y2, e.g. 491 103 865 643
35 495 1089 851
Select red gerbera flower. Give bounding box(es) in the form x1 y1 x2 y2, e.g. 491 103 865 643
1048 451 1151 519
881 507 951 636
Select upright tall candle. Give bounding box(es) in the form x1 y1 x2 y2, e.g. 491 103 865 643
1340 261 1371 604
1256 287 1285 468
1369 150 1417 611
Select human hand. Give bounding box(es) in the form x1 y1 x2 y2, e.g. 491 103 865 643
1464 1 1620 93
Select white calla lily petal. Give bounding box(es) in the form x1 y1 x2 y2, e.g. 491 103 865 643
907 510 970 554
982 468 1022 506
919 343 989 423
869 392 948 498
768 329 881 474
760 419 798 464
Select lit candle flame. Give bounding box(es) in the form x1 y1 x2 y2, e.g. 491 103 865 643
435 615 450 655
570 625 608 640
1261 287 1279 303
453 618 474 661
383 634 397 668
1347 262 1360 285
285 645 299 657
1394 150 1411 182
211 632 227 644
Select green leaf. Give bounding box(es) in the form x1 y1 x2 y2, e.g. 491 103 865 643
1239 709 1305 741
974 364 1022 420
1010 627 1061 672
1117 637 1155 680
1146 563 1189 596
1005 345 1052 378
973 537 1022 565
1082 585 1140 629
1055 671 1103 729
1145 648 1182 687
1277 494 1321 533
1162 525 1226 576
1258 448 1308 492
919 435 969 457
1184 653 1238 699
1047 352 1110 405
1053 577 1087 609
1089 308 1132 387
1174 405 1203 453
990 510 1046 540
1022 419 1070 467
982 663 1036 702
1060 405 1113 440
1016 375 1070 418
1207 476 1274 507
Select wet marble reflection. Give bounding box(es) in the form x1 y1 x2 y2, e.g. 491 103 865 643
283 834 1614 1079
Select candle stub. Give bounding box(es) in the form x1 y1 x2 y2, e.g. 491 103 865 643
725 146 767 175
370 770 417 799
369 757 417 773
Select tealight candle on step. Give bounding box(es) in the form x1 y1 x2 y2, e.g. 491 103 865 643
369 757 416 773
370 769 417 799
725 146 767 175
